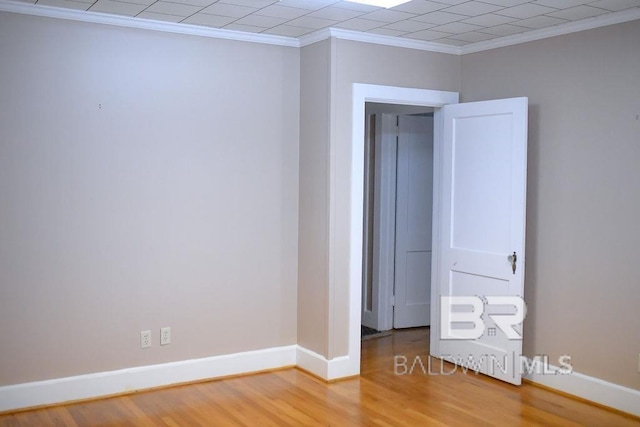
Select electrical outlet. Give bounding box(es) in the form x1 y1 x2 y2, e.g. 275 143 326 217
160 327 171 346
140 330 151 349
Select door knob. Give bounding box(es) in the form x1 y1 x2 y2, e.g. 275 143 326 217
508 252 517 274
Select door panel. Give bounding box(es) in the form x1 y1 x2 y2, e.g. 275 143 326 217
393 115 433 329
362 114 397 331
432 98 528 385
451 114 512 254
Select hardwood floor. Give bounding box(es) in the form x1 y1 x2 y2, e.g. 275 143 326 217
1 328 638 426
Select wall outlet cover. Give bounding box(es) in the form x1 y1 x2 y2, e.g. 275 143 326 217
160 327 171 346
140 330 151 349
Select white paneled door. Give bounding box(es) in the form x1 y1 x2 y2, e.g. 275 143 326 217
431 97 528 385
393 115 434 329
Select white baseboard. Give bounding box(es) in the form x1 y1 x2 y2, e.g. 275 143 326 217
524 359 640 417
3 350 638 417
295 346 356 380
0 345 297 413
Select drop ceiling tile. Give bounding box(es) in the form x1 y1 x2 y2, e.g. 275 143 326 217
334 17 385 30
547 4 610 19
254 4 309 19
285 15 338 29
496 3 558 18
277 0 340 10
368 27 409 36
137 11 185 21
431 21 482 33
224 23 266 32
461 13 516 26
383 18 436 31
479 22 529 35
234 14 288 27
588 0 640 11
442 2 504 16
112 0 154 6
448 31 499 41
411 10 467 24
263 24 315 36
182 13 237 27
531 0 591 8
479 0 530 6
403 29 451 40
426 0 467 5
53 0 93 4
37 0 90 10
514 14 568 27
144 2 202 17
362 9 417 23
200 3 257 18
165 0 215 7
306 6 365 20
391 0 447 14
89 0 147 16
332 0 379 12
219 0 275 7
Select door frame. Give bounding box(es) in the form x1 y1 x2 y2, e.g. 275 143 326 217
348 84 459 374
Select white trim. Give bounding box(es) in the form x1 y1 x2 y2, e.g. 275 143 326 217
428 108 445 357
2 345 638 416
295 346 353 381
524 359 640 417
0 0 298 47
349 84 459 381
299 27 460 55
461 7 640 54
298 28 333 48
0 345 296 413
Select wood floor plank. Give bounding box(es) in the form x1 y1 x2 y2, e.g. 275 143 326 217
1 328 638 426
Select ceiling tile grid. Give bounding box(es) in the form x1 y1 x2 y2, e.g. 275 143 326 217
23 0 640 46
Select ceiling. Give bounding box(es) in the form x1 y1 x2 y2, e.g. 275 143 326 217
8 0 640 48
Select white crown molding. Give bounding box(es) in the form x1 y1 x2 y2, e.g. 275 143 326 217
299 27 461 55
0 0 299 47
0 345 297 413
298 27 333 47
524 358 640 417
462 7 640 54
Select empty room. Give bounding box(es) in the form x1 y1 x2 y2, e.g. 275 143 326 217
1 0 639 425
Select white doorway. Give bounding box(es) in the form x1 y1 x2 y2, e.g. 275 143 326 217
361 107 434 332
348 84 528 386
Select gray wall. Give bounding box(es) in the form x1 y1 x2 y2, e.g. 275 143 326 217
0 12 300 386
297 39 461 359
462 20 640 390
298 39 331 356
328 40 460 357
